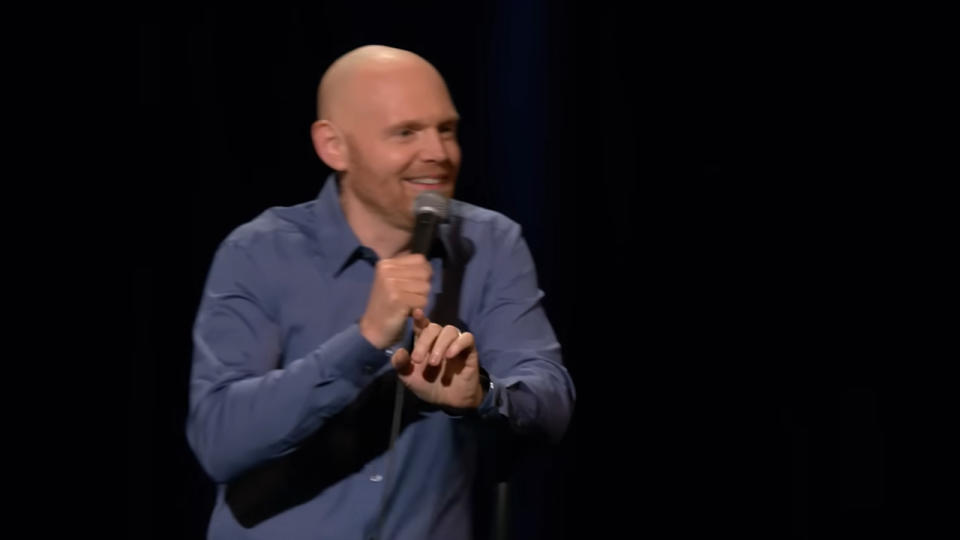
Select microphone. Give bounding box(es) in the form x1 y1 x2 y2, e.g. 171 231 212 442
409 191 449 255
375 190 450 540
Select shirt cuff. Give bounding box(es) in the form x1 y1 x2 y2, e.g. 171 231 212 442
312 324 390 388
476 373 503 419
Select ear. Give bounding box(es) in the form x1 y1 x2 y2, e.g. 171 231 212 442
311 120 348 171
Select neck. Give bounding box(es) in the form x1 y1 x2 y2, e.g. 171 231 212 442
339 195 411 261
355 226 411 260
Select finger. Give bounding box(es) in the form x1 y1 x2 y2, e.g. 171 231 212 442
396 292 429 311
429 325 462 366
391 347 414 376
390 278 431 295
381 266 432 282
411 309 431 333
393 253 430 266
445 331 475 359
412 322 442 364
381 255 432 277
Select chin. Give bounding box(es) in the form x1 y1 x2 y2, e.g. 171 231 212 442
402 175 457 198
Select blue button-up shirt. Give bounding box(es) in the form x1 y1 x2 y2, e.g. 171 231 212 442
187 175 575 539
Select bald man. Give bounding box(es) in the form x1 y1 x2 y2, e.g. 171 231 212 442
187 45 575 540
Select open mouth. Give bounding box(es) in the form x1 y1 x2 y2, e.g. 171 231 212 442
406 178 443 185
404 177 450 190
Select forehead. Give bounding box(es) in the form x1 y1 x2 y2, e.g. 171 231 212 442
347 64 458 125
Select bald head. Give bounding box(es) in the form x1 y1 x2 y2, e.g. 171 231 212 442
317 45 449 123
310 45 461 243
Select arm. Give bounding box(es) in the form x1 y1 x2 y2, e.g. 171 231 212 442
470 222 575 442
186 240 387 483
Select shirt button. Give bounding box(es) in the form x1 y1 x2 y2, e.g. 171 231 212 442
370 474 383 482
363 364 375 374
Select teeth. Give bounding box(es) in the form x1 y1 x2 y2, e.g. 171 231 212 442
409 178 440 185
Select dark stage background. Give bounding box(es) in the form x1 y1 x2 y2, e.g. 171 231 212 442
133 3 907 538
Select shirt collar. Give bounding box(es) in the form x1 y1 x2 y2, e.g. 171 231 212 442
312 174 366 277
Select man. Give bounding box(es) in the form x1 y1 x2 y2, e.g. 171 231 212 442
187 45 575 540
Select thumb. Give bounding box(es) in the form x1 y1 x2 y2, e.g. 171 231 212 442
391 347 414 376
411 308 431 335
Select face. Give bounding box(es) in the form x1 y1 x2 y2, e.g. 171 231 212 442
338 64 461 232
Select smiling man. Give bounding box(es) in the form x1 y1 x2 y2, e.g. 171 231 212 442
312 45 461 254
187 45 575 540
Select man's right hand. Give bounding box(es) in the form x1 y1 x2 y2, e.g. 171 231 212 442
358 253 432 349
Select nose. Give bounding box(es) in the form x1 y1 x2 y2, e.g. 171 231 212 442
420 128 450 162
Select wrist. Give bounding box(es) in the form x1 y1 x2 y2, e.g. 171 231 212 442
358 317 389 349
477 368 492 406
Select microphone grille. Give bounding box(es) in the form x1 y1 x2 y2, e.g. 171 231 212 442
413 191 449 220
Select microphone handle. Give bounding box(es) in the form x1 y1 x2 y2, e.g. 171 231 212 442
410 212 438 255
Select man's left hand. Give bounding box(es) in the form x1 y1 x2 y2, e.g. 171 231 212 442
390 309 484 409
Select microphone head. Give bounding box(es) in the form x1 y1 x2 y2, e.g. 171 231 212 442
413 191 449 220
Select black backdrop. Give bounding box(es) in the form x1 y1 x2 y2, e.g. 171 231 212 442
133 3 901 538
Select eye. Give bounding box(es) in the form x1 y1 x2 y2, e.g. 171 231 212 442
438 124 457 137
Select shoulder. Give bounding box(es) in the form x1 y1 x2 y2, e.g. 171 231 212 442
449 199 523 240
221 201 316 252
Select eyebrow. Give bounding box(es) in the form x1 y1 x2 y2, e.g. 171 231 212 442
385 116 460 132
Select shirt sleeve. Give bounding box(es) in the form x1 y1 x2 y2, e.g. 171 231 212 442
185 240 388 483
473 220 576 443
